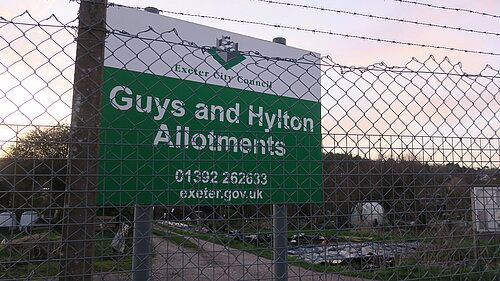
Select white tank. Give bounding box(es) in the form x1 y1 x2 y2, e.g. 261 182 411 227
351 202 384 227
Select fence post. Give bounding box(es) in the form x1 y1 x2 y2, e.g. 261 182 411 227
59 0 107 280
470 188 482 268
272 36 288 281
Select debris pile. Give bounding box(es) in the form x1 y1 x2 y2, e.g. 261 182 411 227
215 230 273 246
288 240 421 269
160 221 212 233
0 233 62 259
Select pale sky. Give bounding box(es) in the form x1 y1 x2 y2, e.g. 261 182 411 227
1 0 498 73
0 0 499 165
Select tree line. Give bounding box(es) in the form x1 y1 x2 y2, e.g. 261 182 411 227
0 126 497 226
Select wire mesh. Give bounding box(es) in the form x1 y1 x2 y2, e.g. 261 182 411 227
0 5 499 281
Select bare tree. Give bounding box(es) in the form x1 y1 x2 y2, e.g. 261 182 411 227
0 126 69 216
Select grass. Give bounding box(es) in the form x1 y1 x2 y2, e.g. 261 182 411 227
0 230 132 279
0 258 133 280
227 223 422 242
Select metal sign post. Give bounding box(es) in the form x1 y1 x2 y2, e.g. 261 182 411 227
133 205 153 281
272 36 288 281
131 8 159 281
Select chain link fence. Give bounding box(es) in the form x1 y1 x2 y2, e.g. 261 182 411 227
0 2 499 281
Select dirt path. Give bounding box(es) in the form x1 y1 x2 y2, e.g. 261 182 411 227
149 226 371 281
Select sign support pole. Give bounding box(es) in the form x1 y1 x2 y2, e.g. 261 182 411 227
272 37 288 281
273 203 288 281
133 205 153 281
131 8 158 281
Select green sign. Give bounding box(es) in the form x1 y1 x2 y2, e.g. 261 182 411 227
99 6 321 205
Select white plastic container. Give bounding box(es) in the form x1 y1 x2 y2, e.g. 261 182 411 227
19 211 40 232
0 211 18 232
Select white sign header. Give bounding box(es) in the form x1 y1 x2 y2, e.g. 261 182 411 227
105 6 321 102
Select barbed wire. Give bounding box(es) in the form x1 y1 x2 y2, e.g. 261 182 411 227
71 2 500 56
101 21 500 79
108 26 500 79
391 0 500 19
136 7 499 57
1 16 499 79
255 0 499 37
0 18 77 29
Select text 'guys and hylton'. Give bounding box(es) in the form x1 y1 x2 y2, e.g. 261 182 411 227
109 85 316 157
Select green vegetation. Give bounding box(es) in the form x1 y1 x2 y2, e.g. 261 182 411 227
0 230 132 279
0 259 133 280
